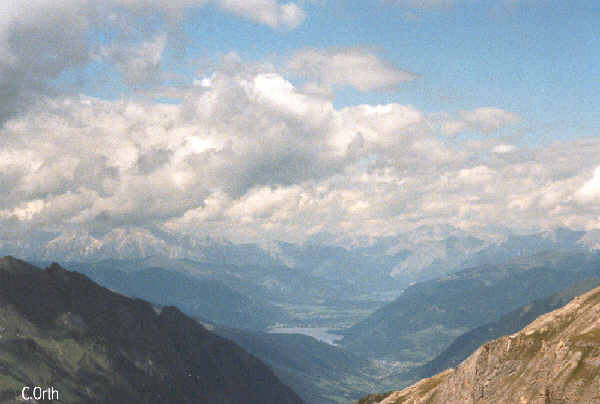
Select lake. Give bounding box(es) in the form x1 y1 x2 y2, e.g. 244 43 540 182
267 327 344 346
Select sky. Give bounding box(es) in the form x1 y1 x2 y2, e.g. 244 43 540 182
1 0 600 245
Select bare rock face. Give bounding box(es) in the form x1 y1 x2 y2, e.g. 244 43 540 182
360 286 600 404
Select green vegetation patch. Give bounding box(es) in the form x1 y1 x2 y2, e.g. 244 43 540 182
354 391 394 404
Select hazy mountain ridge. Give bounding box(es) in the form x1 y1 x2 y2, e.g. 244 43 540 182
3 226 598 295
63 257 363 310
0 256 304 404
375 277 600 391
357 284 600 404
65 263 287 331
340 250 600 362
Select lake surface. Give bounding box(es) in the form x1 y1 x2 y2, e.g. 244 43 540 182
268 327 344 346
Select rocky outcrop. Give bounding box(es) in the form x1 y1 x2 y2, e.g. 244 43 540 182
358 285 600 404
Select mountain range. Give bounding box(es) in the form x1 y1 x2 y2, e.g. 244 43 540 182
4 227 600 403
61 257 369 328
62 258 382 403
4 226 599 295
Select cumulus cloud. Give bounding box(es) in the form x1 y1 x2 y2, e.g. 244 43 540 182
0 54 444 238
575 167 600 203
4 55 600 244
104 34 168 87
442 107 519 135
0 0 90 122
0 66 336 230
286 48 419 93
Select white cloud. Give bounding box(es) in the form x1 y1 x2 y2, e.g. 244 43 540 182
386 0 457 10
575 166 600 203
252 73 333 119
105 34 168 87
286 48 419 92
457 165 495 185
442 107 519 135
330 103 423 153
219 0 305 28
492 144 517 154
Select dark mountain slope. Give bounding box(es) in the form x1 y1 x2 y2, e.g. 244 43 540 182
0 256 304 404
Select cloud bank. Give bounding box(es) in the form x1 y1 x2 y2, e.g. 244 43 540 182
2 56 598 244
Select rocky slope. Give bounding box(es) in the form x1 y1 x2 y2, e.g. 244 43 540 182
357 285 600 404
415 278 600 380
0 256 304 404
